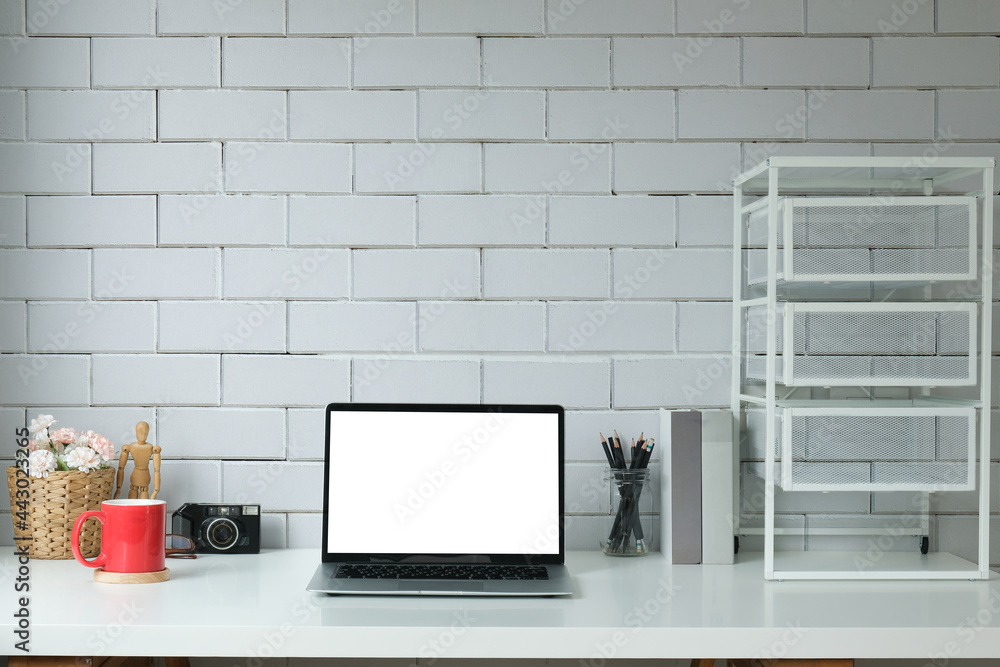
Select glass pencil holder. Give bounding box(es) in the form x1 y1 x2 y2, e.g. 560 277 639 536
601 468 652 557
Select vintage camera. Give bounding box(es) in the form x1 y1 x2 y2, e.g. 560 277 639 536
172 503 261 554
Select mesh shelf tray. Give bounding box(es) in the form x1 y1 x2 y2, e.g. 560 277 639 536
778 406 976 492
746 196 977 283
742 302 977 386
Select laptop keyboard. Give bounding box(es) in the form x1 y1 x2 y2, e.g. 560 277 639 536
335 564 549 581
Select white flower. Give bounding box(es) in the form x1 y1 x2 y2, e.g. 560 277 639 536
28 415 56 435
64 446 102 473
27 450 56 478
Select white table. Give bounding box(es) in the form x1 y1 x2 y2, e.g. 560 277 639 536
5 548 1000 661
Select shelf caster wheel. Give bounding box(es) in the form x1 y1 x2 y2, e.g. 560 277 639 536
734 536 740 554
920 536 929 555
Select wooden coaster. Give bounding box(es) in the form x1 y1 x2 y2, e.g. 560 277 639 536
94 568 170 584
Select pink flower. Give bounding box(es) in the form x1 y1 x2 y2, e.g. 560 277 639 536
50 427 77 445
90 434 115 462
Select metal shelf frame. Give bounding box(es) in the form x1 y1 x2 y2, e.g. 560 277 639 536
731 156 994 580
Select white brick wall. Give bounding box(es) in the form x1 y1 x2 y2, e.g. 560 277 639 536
1 5 997 562
26 0 154 35
28 195 156 247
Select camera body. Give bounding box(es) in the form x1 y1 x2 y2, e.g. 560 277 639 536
172 503 261 554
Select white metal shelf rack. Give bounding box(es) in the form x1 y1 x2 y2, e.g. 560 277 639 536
731 156 994 580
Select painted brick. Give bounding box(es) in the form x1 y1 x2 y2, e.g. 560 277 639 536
93 249 218 299
419 0 541 34
353 249 480 299
938 0 1000 34
614 143 740 193
159 91 287 141
288 407 324 460
154 461 221 507
614 357 730 408
418 302 544 351
28 301 156 352
289 196 415 247
677 302 731 352
0 2 22 34
224 37 350 88
548 0 672 34
93 143 221 194
159 301 286 352
0 144 91 195
223 355 350 406
679 90 807 140
29 90 155 142
676 195 732 247
288 301 415 353
158 408 284 458
807 90 934 141
289 91 415 141
352 358 480 403
939 90 1000 141
26 0 154 35
355 143 481 194
28 196 155 248
223 248 350 300
0 37 89 87
38 407 155 449
287 0 414 35
92 37 220 88
0 355 89 406
548 302 674 353
483 249 609 299
485 144 610 193
419 90 544 141
0 301 24 352
548 91 672 141
158 195 285 247
677 0 802 34
0 411 27 445
806 0 933 34
225 143 351 194
157 0 285 35
565 463 608 514
223 248 349 299
0 91 23 140
223 462 323 511
287 513 321 548
564 409 661 462
354 37 479 88
743 37 869 87
0 196 25 247
0 250 89 299
417 195 545 246
549 196 674 247
874 37 999 87
613 37 740 87
483 37 609 87
92 354 219 405
483 360 610 409
613 249 732 299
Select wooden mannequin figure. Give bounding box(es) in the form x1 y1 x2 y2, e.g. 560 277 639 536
115 421 161 499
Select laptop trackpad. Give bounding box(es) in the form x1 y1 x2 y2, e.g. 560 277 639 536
398 581 485 594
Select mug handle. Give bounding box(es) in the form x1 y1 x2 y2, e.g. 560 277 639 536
71 510 107 569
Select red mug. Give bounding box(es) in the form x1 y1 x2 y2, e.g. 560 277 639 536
72 499 166 573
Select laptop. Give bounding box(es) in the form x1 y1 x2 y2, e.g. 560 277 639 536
307 403 574 596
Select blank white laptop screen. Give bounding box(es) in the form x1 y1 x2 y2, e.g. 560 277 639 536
326 408 560 556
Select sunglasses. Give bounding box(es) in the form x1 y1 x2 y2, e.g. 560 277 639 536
165 533 197 558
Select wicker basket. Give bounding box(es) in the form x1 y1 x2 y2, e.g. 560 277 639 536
6 466 116 559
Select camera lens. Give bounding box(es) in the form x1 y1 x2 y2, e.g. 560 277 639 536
204 517 240 550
